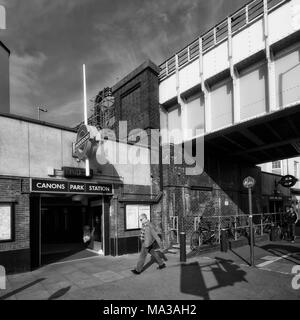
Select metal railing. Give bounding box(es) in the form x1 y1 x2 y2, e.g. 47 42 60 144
191 212 285 244
159 0 289 81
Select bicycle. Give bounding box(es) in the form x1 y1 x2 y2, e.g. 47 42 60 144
190 218 218 251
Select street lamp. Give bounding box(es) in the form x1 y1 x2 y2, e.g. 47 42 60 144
37 107 48 120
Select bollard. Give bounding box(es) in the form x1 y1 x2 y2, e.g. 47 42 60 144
220 229 228 252
180 232 186 262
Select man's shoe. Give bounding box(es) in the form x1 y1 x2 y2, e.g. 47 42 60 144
131 269 141 275
291 240 295 244
157 263 166 270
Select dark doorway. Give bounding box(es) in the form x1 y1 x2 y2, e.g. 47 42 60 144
40 195 103 265
30 194 111 268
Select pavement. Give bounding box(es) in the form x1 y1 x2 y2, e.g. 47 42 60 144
0 238 300 300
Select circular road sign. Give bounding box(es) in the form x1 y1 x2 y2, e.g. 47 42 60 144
243 176 256 189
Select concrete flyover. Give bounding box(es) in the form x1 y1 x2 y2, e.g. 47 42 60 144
205 102 300 165
159 0 300 165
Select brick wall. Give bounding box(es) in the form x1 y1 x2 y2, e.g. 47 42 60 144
112 60 160 138
107 60 163 246
0 177 30 252
160 146 266 240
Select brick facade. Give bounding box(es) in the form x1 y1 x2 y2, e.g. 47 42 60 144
106 60 163 253
0 177 30 273
0 177 30 252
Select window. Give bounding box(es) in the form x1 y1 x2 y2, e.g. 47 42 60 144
272 161 281 169
272 161 281 175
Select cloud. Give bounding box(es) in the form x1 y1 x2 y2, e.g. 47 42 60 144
2 0 250 127
10 52 47 118
1 0 89 12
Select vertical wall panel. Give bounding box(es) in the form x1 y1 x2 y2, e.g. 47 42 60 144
275 45 300 107
240 62 268 120
269 1 294 45
210 79 233 131
185 94 205 139
179 59 201 94
167 104 182 142
159 75 177 104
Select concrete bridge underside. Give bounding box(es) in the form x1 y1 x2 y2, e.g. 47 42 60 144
205 103 300 165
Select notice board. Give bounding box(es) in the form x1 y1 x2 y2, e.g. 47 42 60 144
125 205 150 230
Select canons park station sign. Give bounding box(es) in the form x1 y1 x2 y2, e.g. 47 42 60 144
31 179 112 195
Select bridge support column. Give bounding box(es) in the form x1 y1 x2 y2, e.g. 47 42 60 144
175 54 188 141
228 17 241 124
232 73 241 124
264 0 277 113
267 56 277 112
199 37 212 133
204 87 212 133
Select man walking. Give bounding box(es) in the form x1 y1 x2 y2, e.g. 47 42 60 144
131 214 166 275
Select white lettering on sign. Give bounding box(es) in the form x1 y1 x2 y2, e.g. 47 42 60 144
36 183 66 190
89 185 110 192
75 133 90 150
70 184 85 191
32 179 112 194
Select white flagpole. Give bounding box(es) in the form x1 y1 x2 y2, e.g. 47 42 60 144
0 5 6 30
83 64 90 176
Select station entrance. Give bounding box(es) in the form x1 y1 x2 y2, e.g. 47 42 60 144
30 193 110 269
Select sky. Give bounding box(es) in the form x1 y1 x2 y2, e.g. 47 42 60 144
0 0 249 128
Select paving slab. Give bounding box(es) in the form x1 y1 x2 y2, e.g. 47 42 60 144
42 281 79 295
15 289 50 300
64 271 91 282
93 270 125 283
1 239 299 300
75 278 105 289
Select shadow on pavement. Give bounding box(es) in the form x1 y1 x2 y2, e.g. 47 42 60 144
42 247 98 265
48 286 71 300
0 278 46 300
180 257 248 300
230 248 251 266
258 243 300 264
